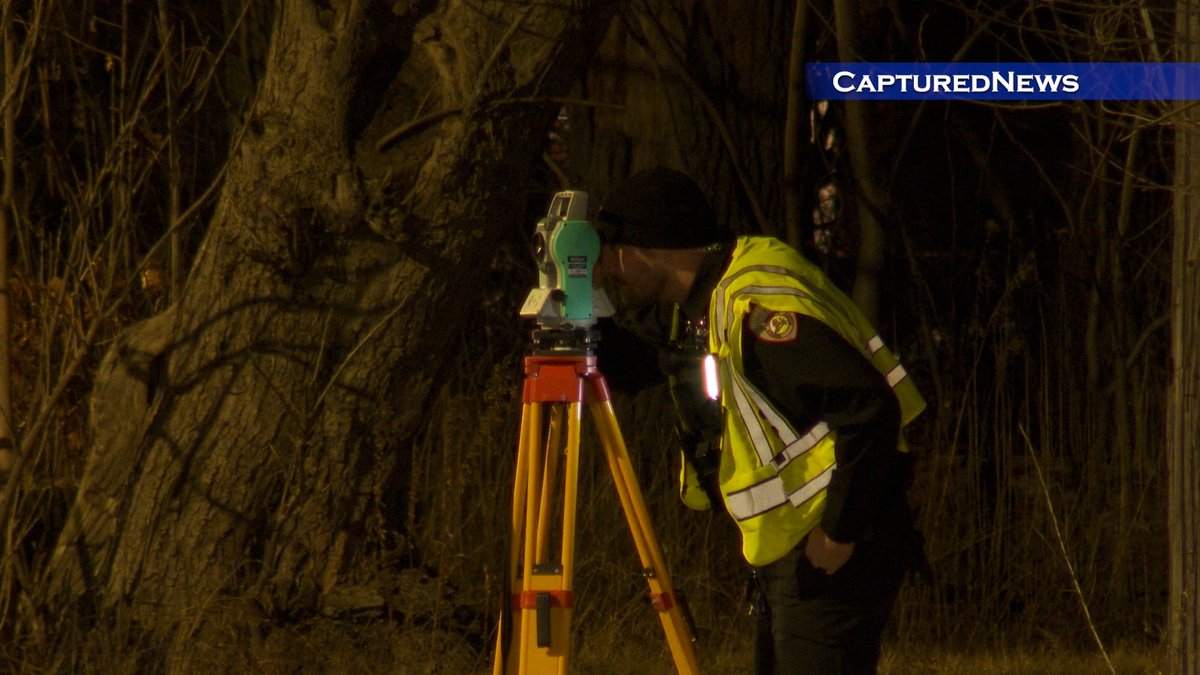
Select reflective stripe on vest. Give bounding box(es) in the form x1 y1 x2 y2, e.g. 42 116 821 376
727 372 777 468
867 335 884 355
715 267 868 348
726 462 836 522
721 335 910 522
706 237 927 561
728 366 831 472
771 421 830 471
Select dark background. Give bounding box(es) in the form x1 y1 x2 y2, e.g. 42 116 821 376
0 1 1189 672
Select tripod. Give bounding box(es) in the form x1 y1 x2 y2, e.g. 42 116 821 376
492 331 701 675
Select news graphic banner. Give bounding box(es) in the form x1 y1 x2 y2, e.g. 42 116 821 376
806 63 1200 100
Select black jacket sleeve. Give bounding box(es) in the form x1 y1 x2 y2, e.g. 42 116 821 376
740 313 902 543
594 316 667 394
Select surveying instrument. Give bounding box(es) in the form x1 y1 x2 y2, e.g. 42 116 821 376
491 191 701 675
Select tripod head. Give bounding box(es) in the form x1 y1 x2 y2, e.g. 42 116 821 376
519 191 614 352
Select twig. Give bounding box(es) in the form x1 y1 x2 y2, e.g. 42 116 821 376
629 0 770 235
375 97 623 152
312 298 409 414
469 4 535 109
1018 424 1116 674
782 0 809 250
375 108 462 151
543 151 569 190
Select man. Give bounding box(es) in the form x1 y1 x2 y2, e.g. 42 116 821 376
591 167 927 674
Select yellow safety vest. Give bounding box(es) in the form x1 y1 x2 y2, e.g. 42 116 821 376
682 236 926 566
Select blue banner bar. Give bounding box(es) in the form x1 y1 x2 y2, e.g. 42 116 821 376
806 62 1200 100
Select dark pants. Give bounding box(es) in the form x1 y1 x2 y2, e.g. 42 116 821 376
752 535 908 675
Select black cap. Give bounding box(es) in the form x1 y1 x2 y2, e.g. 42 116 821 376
596 167 727 249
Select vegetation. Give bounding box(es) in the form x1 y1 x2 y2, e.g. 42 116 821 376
0 0 1194 673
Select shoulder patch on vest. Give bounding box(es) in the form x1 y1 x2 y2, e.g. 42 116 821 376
748 306 799 343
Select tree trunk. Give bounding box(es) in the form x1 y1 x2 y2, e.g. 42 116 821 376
1170 5 1200 670
571 0 791 235
833 0 889 324
0 1 25 478
782 0 810 251
48 0 613 658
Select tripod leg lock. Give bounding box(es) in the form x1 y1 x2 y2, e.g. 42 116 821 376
513 589 574 611
648 591 676 612
536 593 552 648
649 589 701 645
513 589 575 650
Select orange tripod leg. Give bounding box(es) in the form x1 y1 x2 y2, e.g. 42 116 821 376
497 354 699 674
509 401 578 675
589 398 701 675
495 402 539 675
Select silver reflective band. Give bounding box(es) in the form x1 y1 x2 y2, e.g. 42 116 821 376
732 367 798 446
886 364 908 387
729 375 777 467
771 421 830 471
714 266 805 339
714 261 867 347
867 335 884 355
788 463 835 508
703 354 720 400
720 284 812 342
725 477 786 521
732 362 828 472
725 463 837 521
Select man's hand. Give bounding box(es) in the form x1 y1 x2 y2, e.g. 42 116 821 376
805 524 855 574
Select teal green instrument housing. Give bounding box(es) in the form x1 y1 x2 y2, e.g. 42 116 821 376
550 219 600 323
519 190 613 332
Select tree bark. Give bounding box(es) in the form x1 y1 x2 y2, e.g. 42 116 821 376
571 0 791 235
782 0 810 251
1170 4 1200 670
0 18 15 469
49 0 614 656
834 0 888 324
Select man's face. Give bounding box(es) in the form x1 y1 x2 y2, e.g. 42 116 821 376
594 244 666 311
